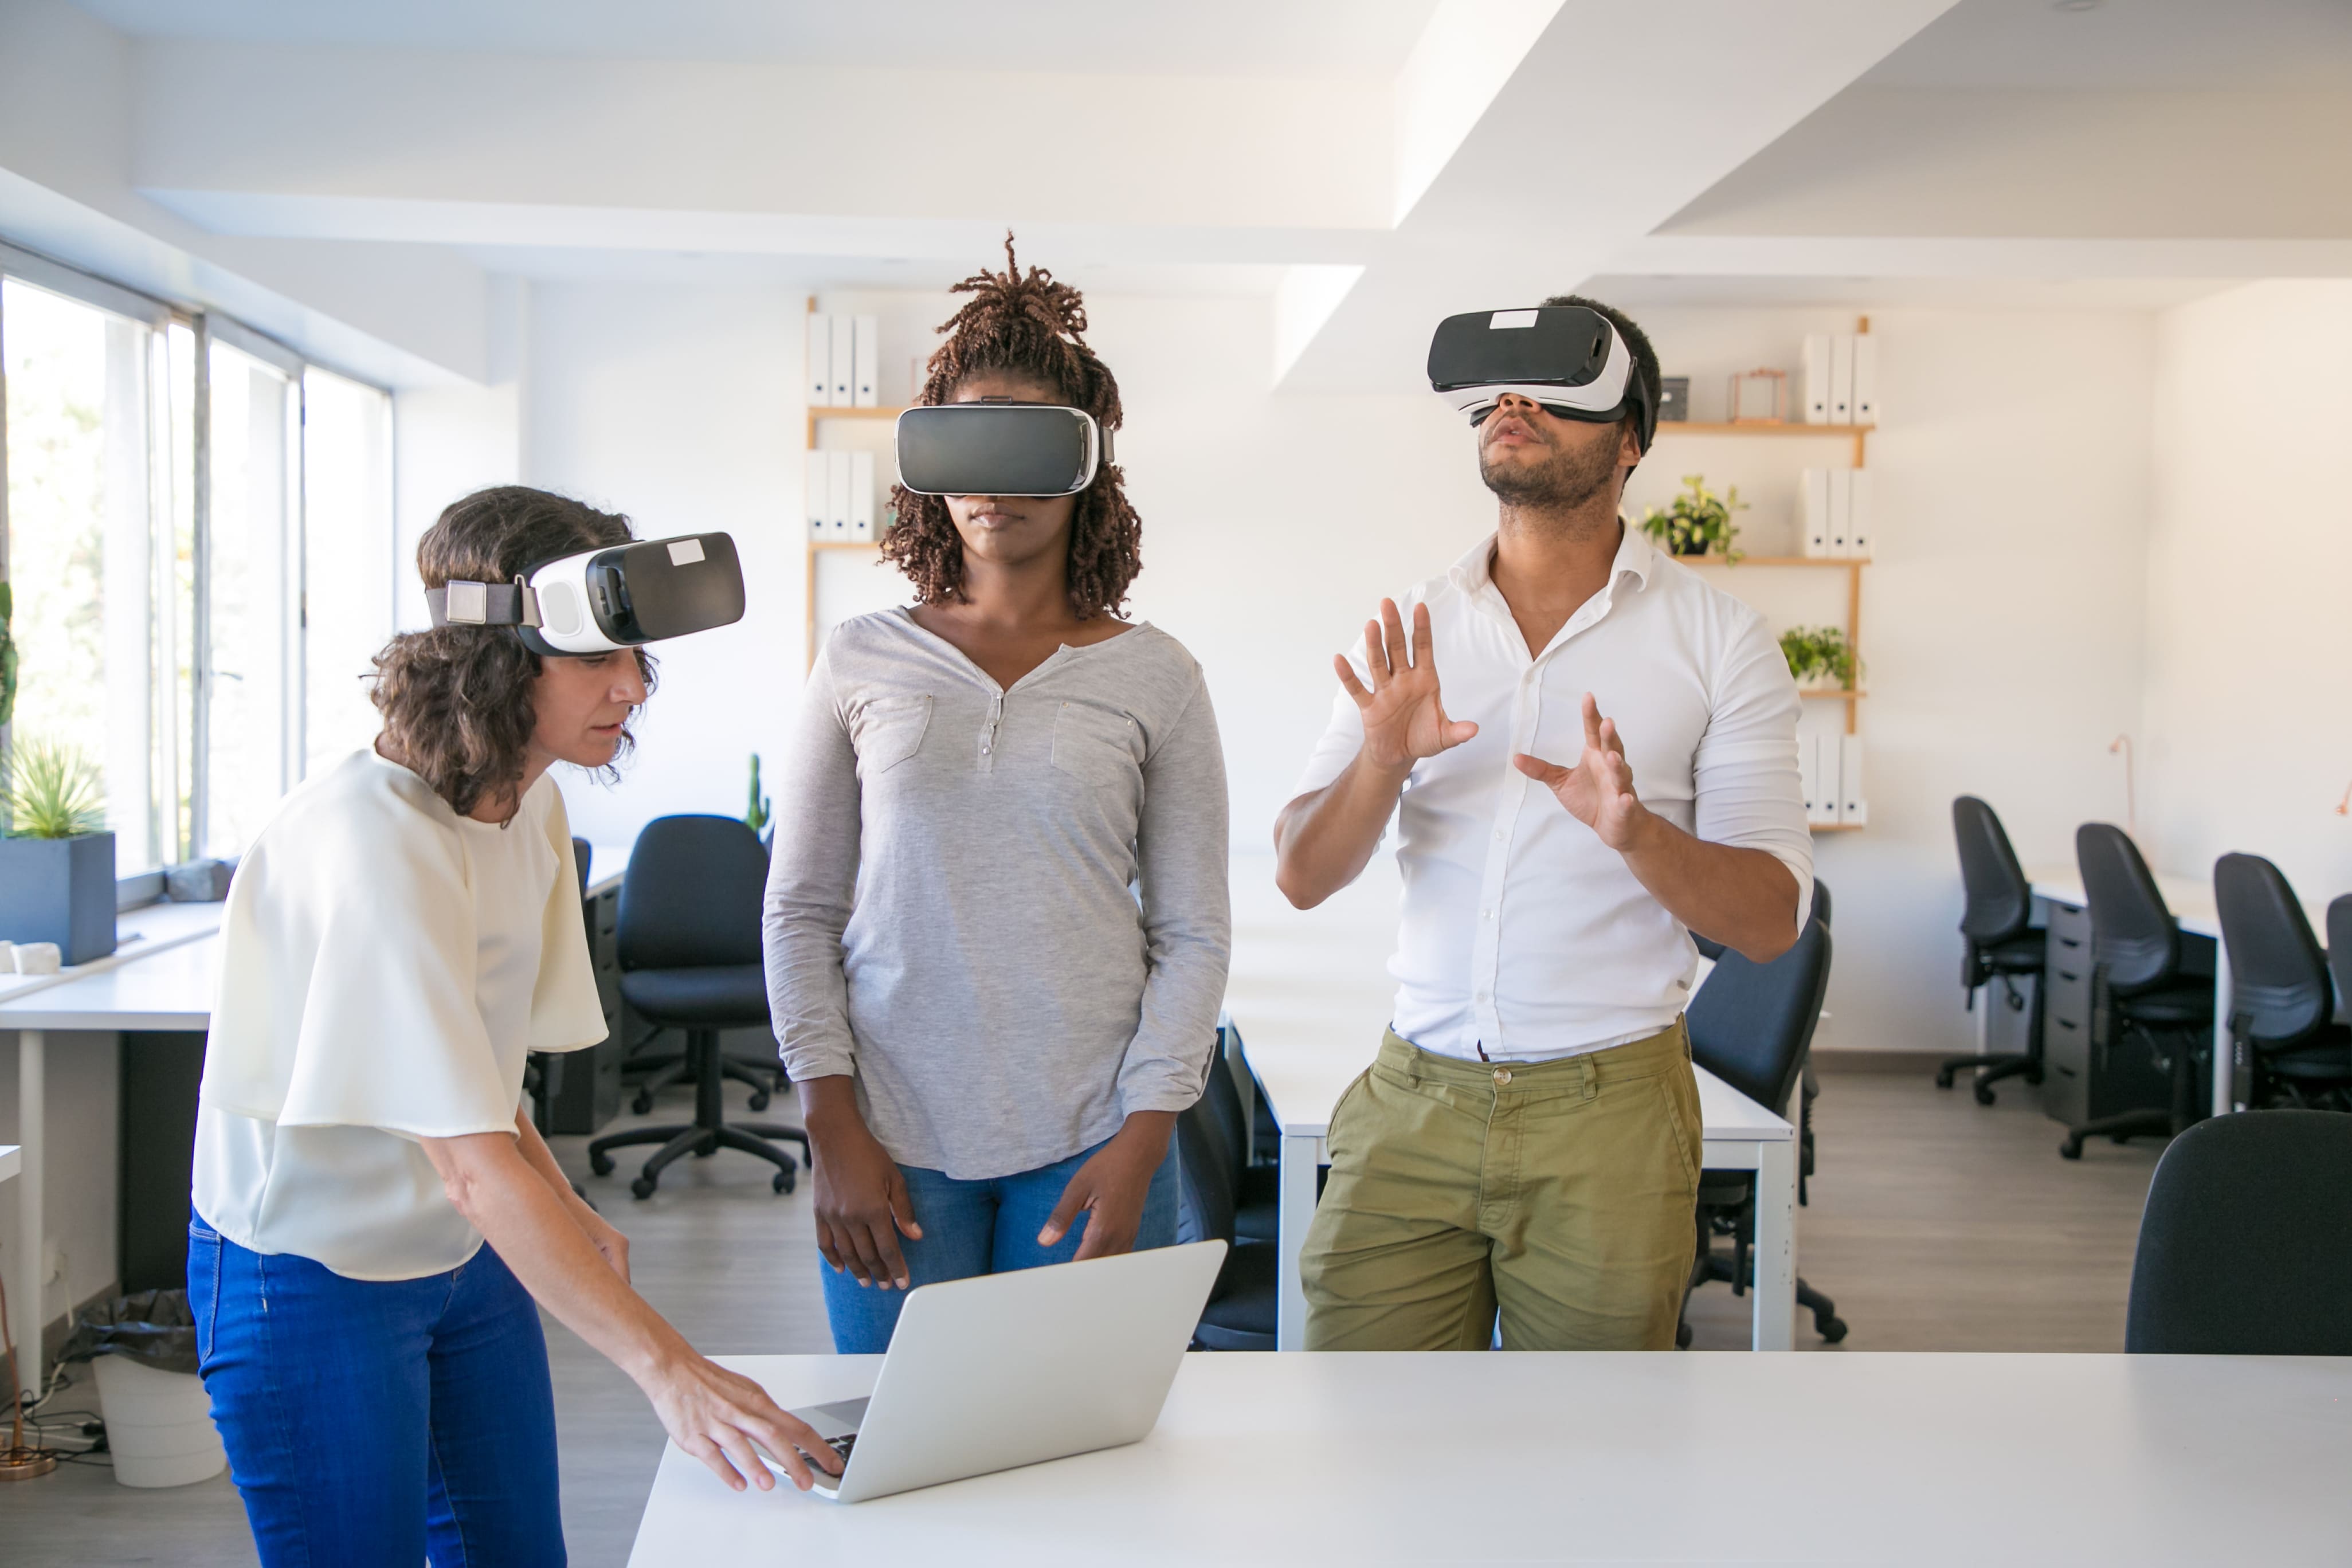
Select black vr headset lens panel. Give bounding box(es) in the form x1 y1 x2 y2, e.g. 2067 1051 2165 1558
894 404 1101 497
428 531 746 655
1426 305 1655 450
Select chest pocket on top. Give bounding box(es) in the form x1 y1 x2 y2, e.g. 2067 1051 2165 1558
1050 701 1143 790
851 695 932 779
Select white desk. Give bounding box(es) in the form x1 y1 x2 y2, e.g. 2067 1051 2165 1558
0 1144 18 1184
626 1351 2352 1565
0 911 221 1399
1224 856 1796 1352
2026 864 2337 1120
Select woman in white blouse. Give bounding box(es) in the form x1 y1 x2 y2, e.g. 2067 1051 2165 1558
190 488 836 1567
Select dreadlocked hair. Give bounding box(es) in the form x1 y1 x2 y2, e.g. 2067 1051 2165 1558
881 234 1143 620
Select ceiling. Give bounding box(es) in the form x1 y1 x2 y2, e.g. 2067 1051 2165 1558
1861 0 2352 90
65 0 1441 77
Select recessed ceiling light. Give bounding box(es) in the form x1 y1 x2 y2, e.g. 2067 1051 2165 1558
2052 0 2104 11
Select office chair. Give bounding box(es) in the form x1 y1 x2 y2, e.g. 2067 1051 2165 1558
587 816 809 1199
1677 906 1847 1346
1694 882 1828 1204
2059 824 2214 1160
1937 797 2046 1104
1174 1088 1279 1351
2125 1109 2352 1354
1196 1037 1280 1244
2212 855 2352 1111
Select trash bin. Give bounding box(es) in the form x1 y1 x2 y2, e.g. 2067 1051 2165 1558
58 1288 227 1488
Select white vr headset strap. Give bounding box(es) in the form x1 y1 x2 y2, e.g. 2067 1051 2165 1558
427 576 543 630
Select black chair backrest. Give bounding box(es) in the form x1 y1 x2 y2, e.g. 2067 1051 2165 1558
618 814 768 971
2076 822 2179 996
571 835 593 892
2330 896 2352 1024
1686 912 1833 1117
2126 1109 2352 1354
1174 1096 1238 1249
1200 1039 1251 1179
2213 853 2332 1050
1953 796 2030 947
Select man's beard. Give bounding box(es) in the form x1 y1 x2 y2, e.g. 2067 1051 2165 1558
1479 427 1620 514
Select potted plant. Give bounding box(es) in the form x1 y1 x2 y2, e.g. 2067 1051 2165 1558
0 737 117 966
1778 625 1860 692
744 752 773 848
1636 474 1745 560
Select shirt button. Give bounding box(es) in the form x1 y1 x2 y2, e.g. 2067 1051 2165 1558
1493 828 1506 841
1475 990 1489 1003
1492 1068 1513 1085
1481 909 1493 920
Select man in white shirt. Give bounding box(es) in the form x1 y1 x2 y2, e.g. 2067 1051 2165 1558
1273 296 1812 1351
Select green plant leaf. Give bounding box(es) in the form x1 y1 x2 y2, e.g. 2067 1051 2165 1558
1 736 106 839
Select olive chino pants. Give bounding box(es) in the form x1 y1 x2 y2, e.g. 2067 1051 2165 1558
1300 1021 1703 1351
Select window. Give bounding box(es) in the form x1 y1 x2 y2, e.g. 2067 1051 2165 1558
1 248 397 881
1 273 175 876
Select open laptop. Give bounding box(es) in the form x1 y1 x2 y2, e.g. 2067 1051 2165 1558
785 1239 1226 1503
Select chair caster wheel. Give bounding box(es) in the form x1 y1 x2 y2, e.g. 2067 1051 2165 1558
1675 1321 1692 1350
2026 1068 2045 1085
1934 1067 1956 1089
632 1093 654 1116
2060 1138 2083 1160
1818 1317 1848 1344
589 1152 614 1177
1974 1084 1997 1106
773 1169 795 1194
2110 1133 2131 1144
630 1177 657 1200
749 1090 771 1112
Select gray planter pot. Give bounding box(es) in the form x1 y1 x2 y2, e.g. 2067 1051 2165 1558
0 831 117 966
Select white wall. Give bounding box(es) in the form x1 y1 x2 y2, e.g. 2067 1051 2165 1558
2141 280 2352 903
516 280 805 849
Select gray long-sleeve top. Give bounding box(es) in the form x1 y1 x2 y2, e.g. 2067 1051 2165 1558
763 609 1232 1180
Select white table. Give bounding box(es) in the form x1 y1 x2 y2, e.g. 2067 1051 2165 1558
1223 856 1796 1352
0 912 221 1399
626 1351 2352 1565
2027 864 2338 1120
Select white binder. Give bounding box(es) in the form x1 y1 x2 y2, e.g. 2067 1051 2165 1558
805 452 828 542
1829 334 1855 424
1818 732 1844 826
1847 468 1872 560
1799 727 1820 821
1800 468 1832 558
806 313 833 407
1826 467 1853 558
853 315 880 407
1852 334 1879 425
1802 334 1831 424
1838 732 1868 827
829 312 855 407
826 449 852 540
849 450 876 541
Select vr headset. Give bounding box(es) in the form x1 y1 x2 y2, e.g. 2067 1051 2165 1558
425 532 746 655
1427 305 1656 453
895 401 1110 497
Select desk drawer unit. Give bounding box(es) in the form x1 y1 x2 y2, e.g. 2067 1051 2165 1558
2041 901 2094 1125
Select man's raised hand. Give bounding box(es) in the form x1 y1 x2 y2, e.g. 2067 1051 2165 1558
1338 599 1477 773
1513 692 1648 850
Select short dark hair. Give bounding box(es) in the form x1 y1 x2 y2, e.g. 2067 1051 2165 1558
369 486 653 820
1542 293 1660 457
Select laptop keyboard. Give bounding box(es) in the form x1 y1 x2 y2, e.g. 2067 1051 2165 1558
811 1433 855 1481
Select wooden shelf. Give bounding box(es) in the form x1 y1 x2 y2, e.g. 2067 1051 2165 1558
1673 555 1870 568
806 404 907 447
1653 420 1873 467
810 538 883 552
1812 822 1865 833
1800 689 1867 700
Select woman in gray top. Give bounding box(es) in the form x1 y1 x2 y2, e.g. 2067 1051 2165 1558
763 242 1231 1352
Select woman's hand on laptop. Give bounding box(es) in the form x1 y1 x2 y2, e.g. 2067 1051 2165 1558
642 1347 842 1493
799 1076 923 1289
1038 1110 1178 1260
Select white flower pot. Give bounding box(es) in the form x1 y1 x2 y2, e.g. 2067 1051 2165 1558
91 1355 228 1488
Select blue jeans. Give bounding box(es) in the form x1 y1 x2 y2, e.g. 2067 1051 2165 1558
822 1139 1179 1353
187 1211 564 1568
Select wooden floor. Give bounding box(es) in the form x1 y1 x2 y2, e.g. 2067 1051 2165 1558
10 1060 2165 1567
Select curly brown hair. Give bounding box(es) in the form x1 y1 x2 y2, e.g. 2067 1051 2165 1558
370 487 653 821
880 234 1143 619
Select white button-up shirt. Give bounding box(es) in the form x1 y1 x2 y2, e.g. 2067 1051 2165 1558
1294 527 1813 1064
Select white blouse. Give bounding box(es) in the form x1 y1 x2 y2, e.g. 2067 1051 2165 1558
193 749 606 1280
